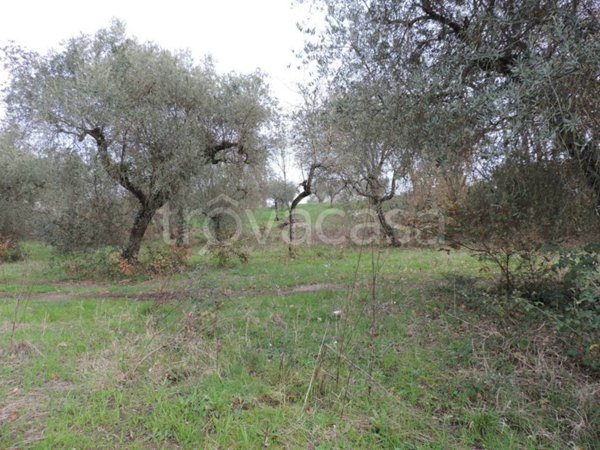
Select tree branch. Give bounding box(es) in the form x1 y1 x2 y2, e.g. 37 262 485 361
87 127 147 205
290 163 322 211
419 0 518 76
206 140 246 164
419 0 463 35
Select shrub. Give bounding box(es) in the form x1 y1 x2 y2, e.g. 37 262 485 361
452 159 598 294
0 238 26 263
60 247 136 280
453 158 598 240
551 246 600 369
449 159 600 369
454 245 600 371
207 242 249 268
142 244 191 276
60 244 191 280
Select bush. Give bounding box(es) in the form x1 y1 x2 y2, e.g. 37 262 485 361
551 246 600 369
59 247 135 280
207 242 249 268
452 159 599 294
142 245 190 276
449 159 600 369
455 245 600 371
0 238 26 263
453 159 597 245
60 244 191 280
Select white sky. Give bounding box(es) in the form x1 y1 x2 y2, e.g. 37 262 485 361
0 0 315 111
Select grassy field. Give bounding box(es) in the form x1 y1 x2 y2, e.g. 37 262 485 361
1 210 598 448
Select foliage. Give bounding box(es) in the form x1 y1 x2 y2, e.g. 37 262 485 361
312 172 348 205
0 128 45 240
453 242 600 370
142 244 191 276
206 242 249 268
59 247 136 280
301 0 599 250
453 159 598 291
0 238 26 263
265 177 296 209
59 244 191 280
435 157 600 369
551 246 600 369
3 20 273 262
36 153 132 253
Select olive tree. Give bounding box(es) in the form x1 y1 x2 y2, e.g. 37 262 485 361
288 86 339 255
266 177 296 215
270 133 293 210
0 127 45 240
311 172 348 205
320 80 412 245
36 152 132 253
302 0 599 204
3 21 272 262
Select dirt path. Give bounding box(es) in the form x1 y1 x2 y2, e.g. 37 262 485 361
0 283 344 303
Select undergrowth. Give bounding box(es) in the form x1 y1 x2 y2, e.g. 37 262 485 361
0 243 598 448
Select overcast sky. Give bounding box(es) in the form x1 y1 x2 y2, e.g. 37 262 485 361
0 0 315 111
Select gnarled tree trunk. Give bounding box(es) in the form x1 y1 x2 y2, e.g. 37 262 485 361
122 203 157 262
288 163 320 257
372 198 399 247
174 205 187 247
88 126 243 263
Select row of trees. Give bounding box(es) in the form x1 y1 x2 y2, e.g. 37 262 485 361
2 2 599 264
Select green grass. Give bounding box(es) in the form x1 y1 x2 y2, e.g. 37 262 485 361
0 237 598 448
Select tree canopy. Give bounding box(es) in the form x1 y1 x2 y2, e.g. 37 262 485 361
301 0 599 192
3 20 273 261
